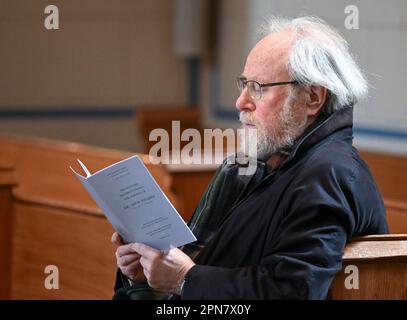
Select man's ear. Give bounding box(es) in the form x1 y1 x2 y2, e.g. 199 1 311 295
305 85 327 116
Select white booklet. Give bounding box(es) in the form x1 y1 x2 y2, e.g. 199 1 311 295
70 155 197 251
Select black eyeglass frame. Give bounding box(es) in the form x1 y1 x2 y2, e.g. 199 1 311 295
236 76 299 99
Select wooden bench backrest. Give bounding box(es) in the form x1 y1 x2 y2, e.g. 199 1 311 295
135 106 202 153
0 134 178 212
0 159 18 299
361 151 407 202
385 199 407 233
10 198 116 299
331 234 407 299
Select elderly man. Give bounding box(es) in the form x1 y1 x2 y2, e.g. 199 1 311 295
112 17 388 299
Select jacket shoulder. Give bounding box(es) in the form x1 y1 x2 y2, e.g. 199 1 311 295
301 139 369 183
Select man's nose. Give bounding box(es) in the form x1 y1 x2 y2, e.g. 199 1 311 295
235 88 256 112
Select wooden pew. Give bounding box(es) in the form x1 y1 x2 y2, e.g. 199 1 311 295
0 159 18 299
385 199 407 233
0 134 179 213
360 151 407 203
10 194 117 299
0 134 180 299
135 106 203 153
331 234 407 299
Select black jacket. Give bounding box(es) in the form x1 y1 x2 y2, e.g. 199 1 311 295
180 107 389 299
113 107 388 300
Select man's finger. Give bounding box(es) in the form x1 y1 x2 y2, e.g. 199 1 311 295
116 243 138 257
139 255 151 269
118 260 141 272
143 267 150 279
111 232 124 246
117 253 141 267
132 243 160 259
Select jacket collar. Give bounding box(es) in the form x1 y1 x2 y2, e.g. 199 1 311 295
267 106 354 169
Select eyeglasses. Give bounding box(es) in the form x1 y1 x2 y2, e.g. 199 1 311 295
236 77 299 101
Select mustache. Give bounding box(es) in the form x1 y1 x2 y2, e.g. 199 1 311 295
239 111 256 125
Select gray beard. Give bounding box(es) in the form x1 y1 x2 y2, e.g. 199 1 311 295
238 103 308 160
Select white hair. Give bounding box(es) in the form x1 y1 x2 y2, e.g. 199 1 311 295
262 16 368 114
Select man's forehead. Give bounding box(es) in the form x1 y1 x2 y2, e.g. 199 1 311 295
244 31 295 80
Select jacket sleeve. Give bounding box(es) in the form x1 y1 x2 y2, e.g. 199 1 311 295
181 164 356 299
114 268 132 291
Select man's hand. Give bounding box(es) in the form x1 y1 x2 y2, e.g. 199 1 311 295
111 232 146 282
132 242 196 295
